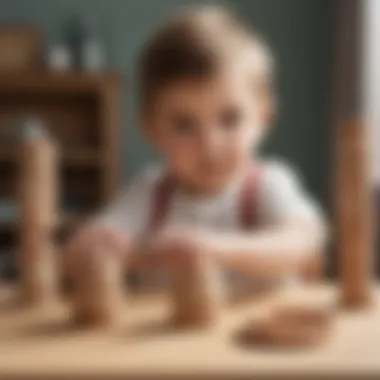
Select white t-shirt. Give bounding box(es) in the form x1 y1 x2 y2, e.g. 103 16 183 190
95 159 323 236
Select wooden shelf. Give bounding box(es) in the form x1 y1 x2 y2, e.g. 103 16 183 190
0 211 89 232
0 146 103 166
0 71 120 254
63 149 103 166
0 71 120 95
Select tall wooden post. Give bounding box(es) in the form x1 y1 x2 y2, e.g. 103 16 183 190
18 127 58 306
332 1 374 308
336 121 373 308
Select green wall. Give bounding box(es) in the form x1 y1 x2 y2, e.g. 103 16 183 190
233 0 333 208
0 0 333 209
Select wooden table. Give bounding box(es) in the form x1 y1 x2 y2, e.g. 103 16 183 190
0 284 379 379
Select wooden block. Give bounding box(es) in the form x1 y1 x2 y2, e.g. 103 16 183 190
266 318 330 347
239 298 334 348
273 302 334 326
71 250 125 328
170 257 225 329
238 313 332 348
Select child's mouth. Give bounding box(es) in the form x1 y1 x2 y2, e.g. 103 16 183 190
199 161 222 176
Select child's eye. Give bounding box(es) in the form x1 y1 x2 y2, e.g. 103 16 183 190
170 114 197 135
219 106 242 130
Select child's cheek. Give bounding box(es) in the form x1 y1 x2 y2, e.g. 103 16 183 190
245 121 265 152
227 139 250 166
231 123 262 159
165 137 196 171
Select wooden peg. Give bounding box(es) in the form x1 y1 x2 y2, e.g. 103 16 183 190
18 136 58 306
336 121 373 308
72 250 125 327
170 255 225 328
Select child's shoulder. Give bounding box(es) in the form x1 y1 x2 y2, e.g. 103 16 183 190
258 158 304 190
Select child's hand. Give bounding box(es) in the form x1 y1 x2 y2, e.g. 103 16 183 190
63 224 130 274
139 226 212 269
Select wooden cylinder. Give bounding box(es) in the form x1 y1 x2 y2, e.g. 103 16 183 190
336 121 373 308
72 250 125 327
18 137 58 305
170 256 225 328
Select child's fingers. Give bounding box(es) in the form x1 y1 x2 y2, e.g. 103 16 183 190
135 229 204 270
70 228 93 251
71 229 129 261
64 228 100 263
101 230 129 253
150 247 191 270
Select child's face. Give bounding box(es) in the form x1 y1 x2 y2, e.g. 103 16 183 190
144 71 268 193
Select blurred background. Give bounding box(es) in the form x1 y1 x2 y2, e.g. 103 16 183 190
0 0 375 280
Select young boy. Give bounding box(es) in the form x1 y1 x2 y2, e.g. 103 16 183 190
67 7 326 294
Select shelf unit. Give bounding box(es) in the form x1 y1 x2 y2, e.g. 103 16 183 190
0 72 121 267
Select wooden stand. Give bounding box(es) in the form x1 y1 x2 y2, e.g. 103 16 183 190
336 121 373 308
72 250 125 327
171 256 225 328
18 137 58 306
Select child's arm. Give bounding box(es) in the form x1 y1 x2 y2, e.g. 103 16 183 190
64 166 161 263
206 219 326 277
156 217 326 277
211 162 327 277
158 162 327 277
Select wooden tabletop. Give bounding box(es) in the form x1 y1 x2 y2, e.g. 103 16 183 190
0 284 379 379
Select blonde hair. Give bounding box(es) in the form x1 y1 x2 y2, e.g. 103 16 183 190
138 6 275 111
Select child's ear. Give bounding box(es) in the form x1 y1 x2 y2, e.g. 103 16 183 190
259 93 276 127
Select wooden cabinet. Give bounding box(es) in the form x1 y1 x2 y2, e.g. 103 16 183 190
0 72 121 275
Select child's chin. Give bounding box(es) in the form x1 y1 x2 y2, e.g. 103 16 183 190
196 176 228 193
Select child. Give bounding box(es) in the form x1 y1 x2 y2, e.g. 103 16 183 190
67 7 326 300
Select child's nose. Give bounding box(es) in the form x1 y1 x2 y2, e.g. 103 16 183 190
199 128 224 155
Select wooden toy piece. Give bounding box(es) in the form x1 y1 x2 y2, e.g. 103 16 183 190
268 303 333 347
336 121 373 309
71 249 125 328
273 304 332 327
18 133 58 306
170 254 225 329
238 302 334 348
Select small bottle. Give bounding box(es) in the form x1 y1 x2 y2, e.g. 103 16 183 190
81 32 105 71
68 15 105 71
48 43 73 72
18 118 59 306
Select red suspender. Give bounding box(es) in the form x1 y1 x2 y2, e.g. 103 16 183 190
149 166 262 230
238 165 262 229
149 173 177 231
